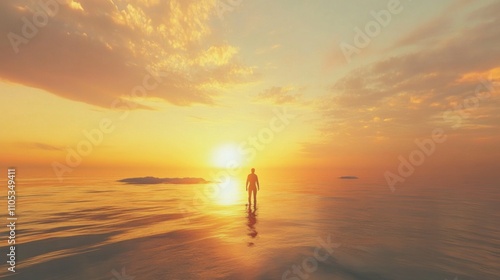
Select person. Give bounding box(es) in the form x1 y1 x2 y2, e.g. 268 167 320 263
246 168 260 206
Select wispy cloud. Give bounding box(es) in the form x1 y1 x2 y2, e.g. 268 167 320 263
18 142 64 151
322 1 500 136
255 86 303 105
301 1 500 165
255 44 281 55
391 0 481 49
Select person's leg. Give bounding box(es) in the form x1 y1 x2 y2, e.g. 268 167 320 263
248 190 251 205
253 188 257 205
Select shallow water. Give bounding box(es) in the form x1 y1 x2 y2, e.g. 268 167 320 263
0 177 499 279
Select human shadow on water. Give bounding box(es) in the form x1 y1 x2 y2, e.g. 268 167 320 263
246 205 258 246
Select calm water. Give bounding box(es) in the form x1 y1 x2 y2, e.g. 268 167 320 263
0 176 499 279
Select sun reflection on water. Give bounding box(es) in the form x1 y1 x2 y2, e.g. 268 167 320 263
214 177 242 205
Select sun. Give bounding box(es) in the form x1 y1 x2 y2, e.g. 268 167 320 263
212 143 243 168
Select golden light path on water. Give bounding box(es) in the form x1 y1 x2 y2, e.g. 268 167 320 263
213 177 243 206
210 143 246 205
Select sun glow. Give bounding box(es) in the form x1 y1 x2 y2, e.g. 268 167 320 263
212 144 243 168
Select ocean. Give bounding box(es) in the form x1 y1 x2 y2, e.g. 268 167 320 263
0 176 499 279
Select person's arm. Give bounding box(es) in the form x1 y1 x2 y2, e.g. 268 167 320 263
256 175 260 191
246 175 249 191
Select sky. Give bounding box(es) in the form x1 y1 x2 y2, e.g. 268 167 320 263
0 0 499 183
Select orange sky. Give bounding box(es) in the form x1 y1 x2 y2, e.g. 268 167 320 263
1 0 499 183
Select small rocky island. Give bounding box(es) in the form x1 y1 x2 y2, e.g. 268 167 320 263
118 176 209 185
339 176 359 179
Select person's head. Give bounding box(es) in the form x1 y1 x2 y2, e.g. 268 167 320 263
251 168 255 173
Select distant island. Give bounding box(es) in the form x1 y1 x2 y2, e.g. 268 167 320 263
118 176 209 185
339 176 359 179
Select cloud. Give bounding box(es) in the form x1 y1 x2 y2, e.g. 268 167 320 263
18 142 64 151
255 86 303 105
0 0 255 108
391 0 485 49
321 1 500 139
255 44 281 55
393 16 452 48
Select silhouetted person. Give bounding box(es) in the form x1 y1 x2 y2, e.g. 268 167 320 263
246 168 260 206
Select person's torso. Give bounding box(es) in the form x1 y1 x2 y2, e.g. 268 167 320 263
248 174 257 185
